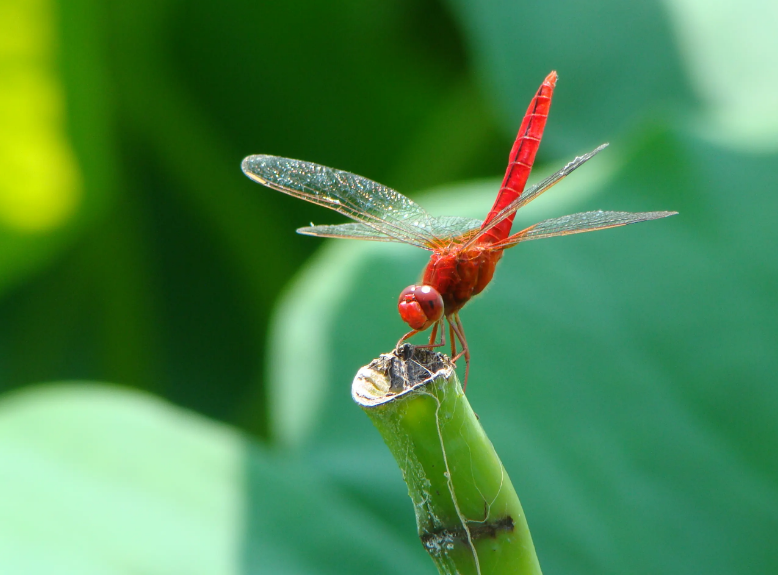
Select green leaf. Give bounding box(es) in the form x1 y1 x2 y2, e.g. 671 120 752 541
662 0 778 148
439 0 696 156
0 384 429 574
268 126 778 573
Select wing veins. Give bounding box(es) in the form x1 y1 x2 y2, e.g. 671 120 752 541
242 156 444 249
462 143 609 249
259 176 435 249
491 210 678 249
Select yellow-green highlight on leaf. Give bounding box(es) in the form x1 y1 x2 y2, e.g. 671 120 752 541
0 0 82 232
663 0 778 150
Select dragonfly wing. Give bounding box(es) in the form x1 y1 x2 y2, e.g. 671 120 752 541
242 155 438 249
299 217 483 244
463 144 609 249
498 210 678 247
297 222 400 242
426 216 483 242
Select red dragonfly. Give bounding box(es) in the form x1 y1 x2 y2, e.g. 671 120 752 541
242 71 676 389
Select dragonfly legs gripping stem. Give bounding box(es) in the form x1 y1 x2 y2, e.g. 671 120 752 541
397 315 469 391
449 313 470 391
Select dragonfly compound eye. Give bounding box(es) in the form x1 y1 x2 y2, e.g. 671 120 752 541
397 285 444 330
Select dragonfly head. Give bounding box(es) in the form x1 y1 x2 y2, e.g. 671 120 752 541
398 285 444 331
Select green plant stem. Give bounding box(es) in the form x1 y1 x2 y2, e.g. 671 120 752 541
353 345 542 575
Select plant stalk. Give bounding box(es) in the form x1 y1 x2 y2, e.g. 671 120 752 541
353 345 542 575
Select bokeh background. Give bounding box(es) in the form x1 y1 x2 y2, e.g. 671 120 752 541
1 0 777 573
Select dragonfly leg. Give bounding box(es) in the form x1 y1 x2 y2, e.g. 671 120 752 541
428 321 439 347
398 322 446 352
424 321 446 350
397 329 419 349
448 318 457 358
437 320 446 348
449 313 471 391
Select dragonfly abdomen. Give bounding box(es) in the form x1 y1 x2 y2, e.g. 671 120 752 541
479 71 557 245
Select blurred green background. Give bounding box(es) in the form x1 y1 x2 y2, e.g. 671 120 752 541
1 0 777 573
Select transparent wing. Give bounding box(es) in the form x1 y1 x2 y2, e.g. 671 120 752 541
426 216 483 242
298 216 483 244
242 155 443 249
297 223 397 241
463 143 609 249
495 210 678 248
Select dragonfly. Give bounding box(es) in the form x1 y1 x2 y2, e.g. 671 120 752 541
242 71 676 390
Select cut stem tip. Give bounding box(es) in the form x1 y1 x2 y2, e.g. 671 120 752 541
352 344 454 406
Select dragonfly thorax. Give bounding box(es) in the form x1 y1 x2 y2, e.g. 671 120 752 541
421 247 504 316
